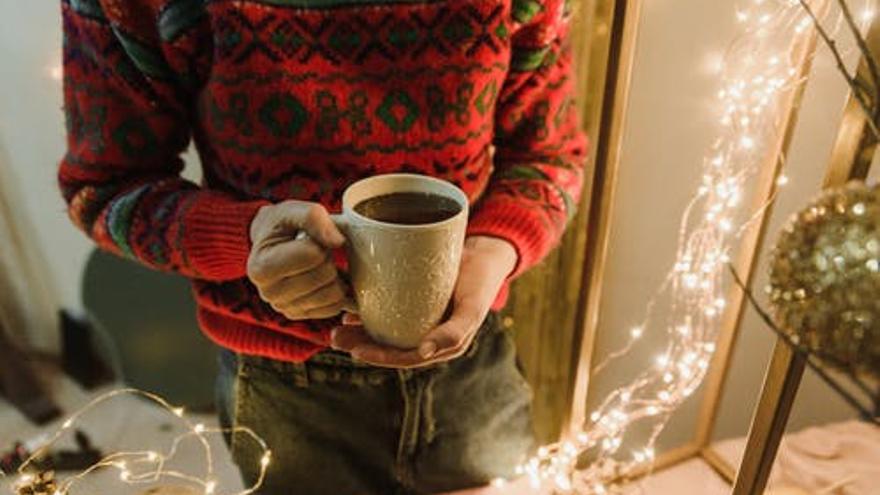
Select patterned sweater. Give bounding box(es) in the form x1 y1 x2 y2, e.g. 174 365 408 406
59 0 587 362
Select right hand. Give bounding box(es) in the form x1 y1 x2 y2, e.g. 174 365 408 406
247 200 350 320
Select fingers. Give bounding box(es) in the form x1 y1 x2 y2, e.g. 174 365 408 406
418 304 483 359
330 306 485 369
270 279 349 319
247 237 328 285
277 301 347 320
331 326 426 368
330 325 374 350
289 202 345 249
342 312 362 325
247 200 351 322
259 261 338 301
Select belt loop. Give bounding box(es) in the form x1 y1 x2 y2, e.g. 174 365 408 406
292 362 309 387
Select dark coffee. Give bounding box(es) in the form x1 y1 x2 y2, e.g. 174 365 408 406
354 192 461 225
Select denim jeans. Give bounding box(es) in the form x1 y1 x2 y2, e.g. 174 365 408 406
215 313 536 494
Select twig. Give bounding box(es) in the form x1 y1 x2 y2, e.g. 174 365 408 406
728 263 876 399
836 0 880 117
798 0 880 140
727 264 880 425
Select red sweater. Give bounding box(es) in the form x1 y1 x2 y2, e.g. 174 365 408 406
59 0 587 362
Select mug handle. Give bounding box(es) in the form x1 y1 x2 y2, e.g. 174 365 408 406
292 213 349 240
330 213 350 235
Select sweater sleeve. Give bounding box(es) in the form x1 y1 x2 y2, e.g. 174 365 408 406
58 0 268 281
466 0 588 278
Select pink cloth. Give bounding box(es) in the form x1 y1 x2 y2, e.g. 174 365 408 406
718 420 880 494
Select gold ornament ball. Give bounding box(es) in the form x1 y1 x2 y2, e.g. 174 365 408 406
768 181 880 379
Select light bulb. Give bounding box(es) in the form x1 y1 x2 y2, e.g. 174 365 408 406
656 354 670 368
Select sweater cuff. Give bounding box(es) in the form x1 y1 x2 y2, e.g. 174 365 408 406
466 198 555 279
182 194 270 280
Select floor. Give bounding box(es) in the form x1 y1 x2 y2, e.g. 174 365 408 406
2 375 876 494
0 375 243 495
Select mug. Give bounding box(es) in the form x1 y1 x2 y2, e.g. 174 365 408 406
333 174 469 349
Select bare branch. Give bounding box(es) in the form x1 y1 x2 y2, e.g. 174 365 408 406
798 0 880 140
836 0 880 116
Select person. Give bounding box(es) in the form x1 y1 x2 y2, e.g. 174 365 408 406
58 0 586 492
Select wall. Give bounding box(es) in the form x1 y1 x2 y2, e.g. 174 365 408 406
0 1 84 314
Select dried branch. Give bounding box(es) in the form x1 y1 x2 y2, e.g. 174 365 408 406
727 264 880 424
836 0 880 116
798 0 880 140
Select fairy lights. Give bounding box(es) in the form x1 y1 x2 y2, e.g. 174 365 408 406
3 388 271 495
20 1 871 494
510 0 868 492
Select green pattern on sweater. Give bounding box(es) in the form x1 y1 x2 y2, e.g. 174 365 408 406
107 184 152 258
159 0 207 42
113 28 174 79
69 0 105 20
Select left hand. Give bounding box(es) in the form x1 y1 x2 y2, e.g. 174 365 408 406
330 236 518 368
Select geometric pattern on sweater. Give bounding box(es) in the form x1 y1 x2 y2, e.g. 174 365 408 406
212 4 509 67
199 78 503 148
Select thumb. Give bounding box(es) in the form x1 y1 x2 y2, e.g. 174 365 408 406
298 203 346 249
418 310 481 358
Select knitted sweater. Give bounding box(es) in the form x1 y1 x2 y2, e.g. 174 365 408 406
58 0 587 362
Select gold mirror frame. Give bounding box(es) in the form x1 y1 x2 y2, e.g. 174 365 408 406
505 0 638 444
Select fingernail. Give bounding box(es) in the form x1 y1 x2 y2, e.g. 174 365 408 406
419 341 437 359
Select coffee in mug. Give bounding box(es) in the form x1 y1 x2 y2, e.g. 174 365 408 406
353 192 462 225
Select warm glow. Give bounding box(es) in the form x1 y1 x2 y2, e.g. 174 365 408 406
516 1 818 491
12 388 272 495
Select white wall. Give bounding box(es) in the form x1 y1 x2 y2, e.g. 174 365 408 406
0 1 87 313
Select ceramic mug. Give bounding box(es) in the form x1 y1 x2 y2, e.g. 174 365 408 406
332 174 469 349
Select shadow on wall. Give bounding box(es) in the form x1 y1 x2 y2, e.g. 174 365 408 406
82 250 218 410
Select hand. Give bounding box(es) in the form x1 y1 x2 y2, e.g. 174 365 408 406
247 200 351 320
331 236 518 368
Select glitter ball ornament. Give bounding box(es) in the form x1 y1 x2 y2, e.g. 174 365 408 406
768 181 880 379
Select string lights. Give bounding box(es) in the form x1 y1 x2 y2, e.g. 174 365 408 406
3 388 271 495
15 1 877 494
506 0 875 492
